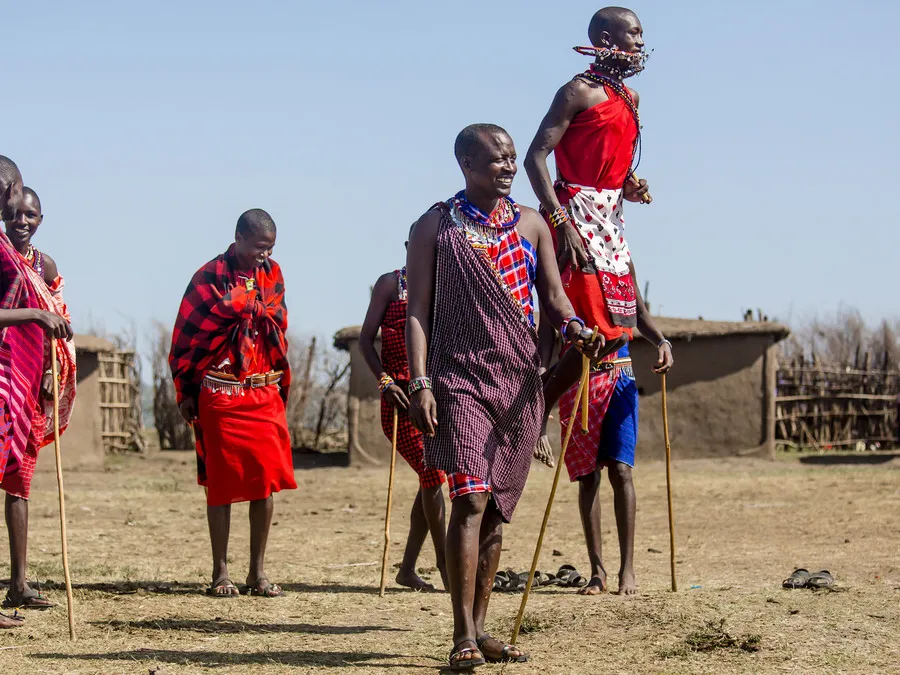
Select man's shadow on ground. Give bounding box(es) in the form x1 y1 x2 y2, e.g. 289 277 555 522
32 649 435 669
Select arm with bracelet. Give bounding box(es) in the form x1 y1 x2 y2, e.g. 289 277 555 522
629 260 673 373
404 212 440 437
359 271 410 411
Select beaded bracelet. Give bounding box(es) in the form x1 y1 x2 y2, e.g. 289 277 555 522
407 377 432 396
549 206 570 229
378 374 395 394
560 316 586 340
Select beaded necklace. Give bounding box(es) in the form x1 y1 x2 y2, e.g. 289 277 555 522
397 266 408 301
23 245 44 277
572 45 650 79
579 65 643 173
448 191 520 246
446 193 532 327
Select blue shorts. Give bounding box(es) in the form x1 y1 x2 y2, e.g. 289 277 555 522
598 374 639 468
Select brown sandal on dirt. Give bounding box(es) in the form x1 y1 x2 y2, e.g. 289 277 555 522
3 588 55 610
206 578 239 598
242 578 285 597
476 634 529 663
0 611 24 629
782 568 811 589
806 570 834 589
449 639 486 671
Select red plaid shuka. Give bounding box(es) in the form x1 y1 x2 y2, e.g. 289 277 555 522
169 245 290 404
448 473 491 501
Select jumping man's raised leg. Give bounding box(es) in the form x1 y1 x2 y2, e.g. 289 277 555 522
608 462 637 594
577 470 608 595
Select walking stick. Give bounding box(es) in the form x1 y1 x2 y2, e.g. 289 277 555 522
511 328 596 645
661 373 677 592
379 408 399 597
51 340 76 640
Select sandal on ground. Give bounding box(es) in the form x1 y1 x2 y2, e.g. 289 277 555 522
2 588 55 610
205 578 239 598
476 634 529 663
782 568 810 589
493 572 525 593
557 564 587 588
806 570 834 589
449 639 486 671
241 578 285 597
0 610 24 629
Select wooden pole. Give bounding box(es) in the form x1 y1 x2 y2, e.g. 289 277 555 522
51 341 76 640
379 409 399 597
661 373 677 592
580 351 590 435
512 329 596 645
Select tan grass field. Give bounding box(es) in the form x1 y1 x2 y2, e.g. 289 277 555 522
1 450 898 674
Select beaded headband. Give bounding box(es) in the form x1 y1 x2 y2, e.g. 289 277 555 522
573 45 650 78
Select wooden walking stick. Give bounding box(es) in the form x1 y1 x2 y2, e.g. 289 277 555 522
580 349 590 435
661 372 677 592
51 340 76 640
511 328 596 645
379 408 399 597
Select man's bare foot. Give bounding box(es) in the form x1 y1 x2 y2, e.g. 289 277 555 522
0 611 24 629
617 568 638 595
533 434 555 467
395 569 435 591
577 574 608 595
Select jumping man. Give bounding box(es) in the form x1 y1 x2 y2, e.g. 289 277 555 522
170 209 296 599
525 7 673 595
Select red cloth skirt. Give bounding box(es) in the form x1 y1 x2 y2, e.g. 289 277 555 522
195 385 297 506
0 399 38 499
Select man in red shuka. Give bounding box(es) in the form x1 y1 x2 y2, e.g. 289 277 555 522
170 209 296 599
525 7 674 595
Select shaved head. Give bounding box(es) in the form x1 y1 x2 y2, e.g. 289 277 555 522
235 208 277 237
0 155 21 192
22 187 41 213
454 123 510 163
589 7 638 46
0 155 24 221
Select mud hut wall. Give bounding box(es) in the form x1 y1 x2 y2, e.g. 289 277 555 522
36 350 105 473
343 332 778 465
628 333 776 460
346 338 393 464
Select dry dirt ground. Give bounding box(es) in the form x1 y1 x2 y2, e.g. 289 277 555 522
1 450 899 674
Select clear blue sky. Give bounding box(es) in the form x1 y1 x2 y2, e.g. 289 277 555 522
5 0 898 346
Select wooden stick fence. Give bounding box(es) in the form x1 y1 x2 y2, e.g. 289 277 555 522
775 353 899 449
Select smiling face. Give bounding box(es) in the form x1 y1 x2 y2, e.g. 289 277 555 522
460 130 517 199
233 228 276 271
4 189 42 252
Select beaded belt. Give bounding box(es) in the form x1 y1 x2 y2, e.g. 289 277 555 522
202 370 283 394
591 357 633 379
